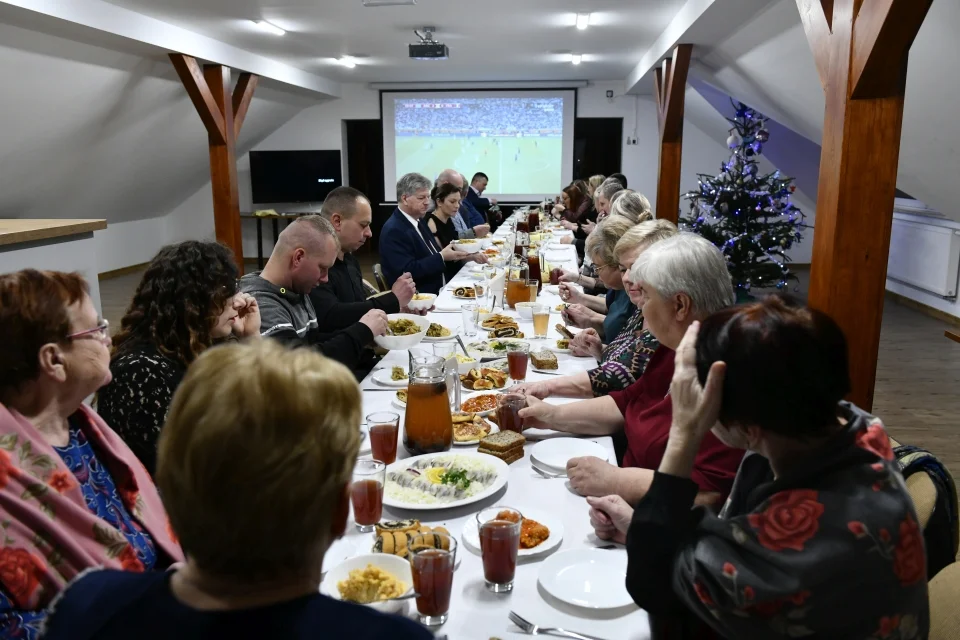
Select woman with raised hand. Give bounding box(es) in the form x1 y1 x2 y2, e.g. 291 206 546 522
588 297 929 639
0 270 182 639
97 241 260 475
43 341 432 640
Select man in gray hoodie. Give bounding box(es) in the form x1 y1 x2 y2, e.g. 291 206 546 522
240 215 387 376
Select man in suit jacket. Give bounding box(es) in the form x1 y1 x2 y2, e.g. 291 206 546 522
467 172 497 213
379 172 471 295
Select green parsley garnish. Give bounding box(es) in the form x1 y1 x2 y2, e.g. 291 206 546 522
440 468 471 491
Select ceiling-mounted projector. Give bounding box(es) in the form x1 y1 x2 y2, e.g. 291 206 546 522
410 27 448 60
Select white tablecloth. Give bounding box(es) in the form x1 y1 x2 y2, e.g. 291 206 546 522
349 214 651 639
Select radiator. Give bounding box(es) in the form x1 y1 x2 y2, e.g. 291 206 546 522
887 215 960 298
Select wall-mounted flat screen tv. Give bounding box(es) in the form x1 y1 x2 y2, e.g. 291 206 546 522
249 150 342 204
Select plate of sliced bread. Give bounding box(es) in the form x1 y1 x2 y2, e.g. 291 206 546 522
530 350 559 372
478 430 526 465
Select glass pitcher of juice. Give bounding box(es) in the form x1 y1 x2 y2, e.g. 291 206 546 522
527 210 539 232
527 253 542 294
404 354 453 455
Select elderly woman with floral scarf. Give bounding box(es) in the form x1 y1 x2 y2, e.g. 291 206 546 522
0 270 182 639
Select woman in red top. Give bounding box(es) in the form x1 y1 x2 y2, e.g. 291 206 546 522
520 234 745 506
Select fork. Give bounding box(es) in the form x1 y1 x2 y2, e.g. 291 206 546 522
509 611 607 640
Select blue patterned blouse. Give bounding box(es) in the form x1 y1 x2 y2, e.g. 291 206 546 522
0 419 158 639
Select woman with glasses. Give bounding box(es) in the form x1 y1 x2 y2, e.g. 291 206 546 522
98 241 260 476
0 270 183 639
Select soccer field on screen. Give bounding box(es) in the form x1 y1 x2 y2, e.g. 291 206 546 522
396 136 562 195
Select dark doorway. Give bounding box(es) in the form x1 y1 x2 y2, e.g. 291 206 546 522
573 117 623 180
345 119 386 250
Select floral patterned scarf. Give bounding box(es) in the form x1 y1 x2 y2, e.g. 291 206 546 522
0 403 183 610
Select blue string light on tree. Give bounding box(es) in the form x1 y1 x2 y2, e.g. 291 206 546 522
679 100 810 302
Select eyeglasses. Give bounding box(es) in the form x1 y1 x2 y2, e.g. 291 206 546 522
66 319 110 342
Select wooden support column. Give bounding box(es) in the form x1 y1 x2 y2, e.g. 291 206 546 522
170 54 259 263
797 0 933 411
653 44 692 224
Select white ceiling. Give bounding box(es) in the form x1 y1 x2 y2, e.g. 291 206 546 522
101 0 688 83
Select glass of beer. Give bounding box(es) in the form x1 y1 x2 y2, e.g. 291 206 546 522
496 392 525 433
410 534 458 626
366 411 399 465
528 279 539 303
351 459 385 532
531 304 549 339
476 507 523 592
506 343 529 383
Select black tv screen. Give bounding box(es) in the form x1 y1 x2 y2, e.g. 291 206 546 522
249 150 343 204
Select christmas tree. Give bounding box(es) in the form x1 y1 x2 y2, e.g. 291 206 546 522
681 101 807 300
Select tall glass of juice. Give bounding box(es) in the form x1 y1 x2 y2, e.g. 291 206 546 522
410 534 458 626
531 304 549 339
506 343 529 383
476 507 523 592
351 459 385 532
366 411 399 465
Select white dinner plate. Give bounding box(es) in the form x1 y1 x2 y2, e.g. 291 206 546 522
383 451 509 511
371 368 409 388
461 507 564 558
324 537 358 569
538 548 633 610
549 346 572 355
530 438 610 472
459 392 498 417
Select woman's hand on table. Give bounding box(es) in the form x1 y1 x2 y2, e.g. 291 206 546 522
559 236 574 245
518 395 558 429
571 328 603 359
510 380 553 400
567 456 621 497
586 495 633 545
558 269 581 284
561 220 578 231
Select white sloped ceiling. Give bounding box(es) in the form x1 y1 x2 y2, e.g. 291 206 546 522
0 18 316 224
691 0 959 221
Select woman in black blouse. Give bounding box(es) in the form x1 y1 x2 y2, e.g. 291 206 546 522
426 182 470 282
588 296 928 639
97 241 261 475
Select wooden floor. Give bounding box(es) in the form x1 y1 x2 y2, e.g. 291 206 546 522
100 261 960 470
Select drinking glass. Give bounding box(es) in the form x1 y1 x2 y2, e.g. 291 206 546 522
462 303 478 337
506 343 530 383
476 507 523 592
351 459 385 532
528 279 539 303
433 342 456 360
531 304 549 339
496 392 525 433
410 534 458 626
366 411 399 465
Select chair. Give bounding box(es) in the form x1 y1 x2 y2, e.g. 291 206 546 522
890 438 959 580
373 263 388 292
930 561 960 640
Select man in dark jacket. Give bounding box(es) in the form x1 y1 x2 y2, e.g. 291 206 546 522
310 186 416 331
240 215 387 377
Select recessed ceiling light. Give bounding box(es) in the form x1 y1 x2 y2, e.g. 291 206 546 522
339 56 357 68
576 13 590 30
570 53 582 65
252 20 285 36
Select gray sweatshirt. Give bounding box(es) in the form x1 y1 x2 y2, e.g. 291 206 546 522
239 272 374 373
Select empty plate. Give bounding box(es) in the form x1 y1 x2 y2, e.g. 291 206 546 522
537 548 633 609
530 438 609 472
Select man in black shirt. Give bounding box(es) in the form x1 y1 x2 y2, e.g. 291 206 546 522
310 187 417 331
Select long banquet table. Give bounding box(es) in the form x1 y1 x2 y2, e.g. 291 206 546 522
344 215 651 639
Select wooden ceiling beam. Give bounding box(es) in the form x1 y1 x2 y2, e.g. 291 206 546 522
232 72 259 140
169 54 226 146
851 0 934 98
654 44 693 224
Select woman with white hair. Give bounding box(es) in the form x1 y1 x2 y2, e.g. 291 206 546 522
520 234 745 506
